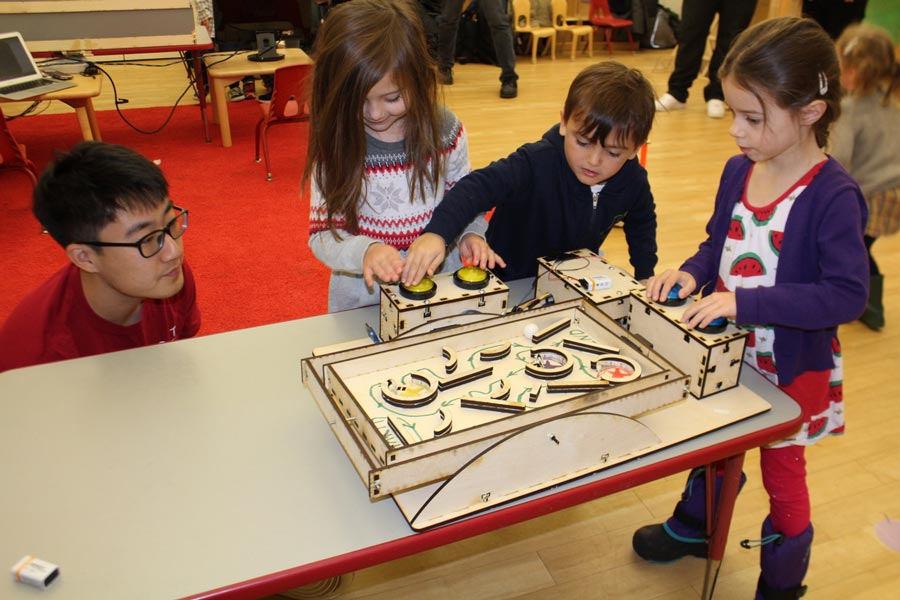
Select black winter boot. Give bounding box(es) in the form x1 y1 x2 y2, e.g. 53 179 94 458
632 467 747 562
748 515 813 599
860 274 885 331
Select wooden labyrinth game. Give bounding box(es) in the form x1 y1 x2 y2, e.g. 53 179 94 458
302 255 770 530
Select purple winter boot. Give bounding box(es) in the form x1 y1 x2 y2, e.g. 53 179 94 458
751 515 813 599
632 467 747 562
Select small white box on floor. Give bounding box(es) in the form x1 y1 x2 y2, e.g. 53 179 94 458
627 290 748 398
11 555 59 589
535 248 644 320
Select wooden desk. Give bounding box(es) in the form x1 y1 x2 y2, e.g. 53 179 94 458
31 28 215 143
204 48 313 148
0 75 103 142
0 283 801 600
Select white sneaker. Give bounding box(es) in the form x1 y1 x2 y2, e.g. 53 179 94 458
707 99 727 119
655 93 686 112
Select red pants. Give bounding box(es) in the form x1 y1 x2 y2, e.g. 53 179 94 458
761 369 830 537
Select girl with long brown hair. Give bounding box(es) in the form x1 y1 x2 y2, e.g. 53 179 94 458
305 0 486 311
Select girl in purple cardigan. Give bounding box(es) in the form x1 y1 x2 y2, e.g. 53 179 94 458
632 18 868 599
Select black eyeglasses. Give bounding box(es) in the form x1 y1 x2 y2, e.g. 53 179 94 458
75 206 188 259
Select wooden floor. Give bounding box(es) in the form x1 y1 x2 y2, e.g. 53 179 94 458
12 43 900 600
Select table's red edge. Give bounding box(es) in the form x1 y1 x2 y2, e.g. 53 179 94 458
183 411 802 600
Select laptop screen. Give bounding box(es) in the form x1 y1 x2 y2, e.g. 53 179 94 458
0 32 41 86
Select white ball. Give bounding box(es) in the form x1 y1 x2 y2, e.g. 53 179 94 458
523 323 539 341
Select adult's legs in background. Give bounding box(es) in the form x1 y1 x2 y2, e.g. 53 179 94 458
703 0 758 102
666 0 720 102
802 0 868 39
477 0 518 85
438 0 517 97
418 0 443 60
437 0 465 76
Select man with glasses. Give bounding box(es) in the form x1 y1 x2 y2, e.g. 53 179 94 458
0 142 200 372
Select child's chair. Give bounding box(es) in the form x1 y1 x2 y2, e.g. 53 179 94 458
552 0 593 60
588 0 635 56
0 107 39 191
255 63 312 182
512 0 557 64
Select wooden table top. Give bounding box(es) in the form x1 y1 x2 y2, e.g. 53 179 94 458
204 48 313 79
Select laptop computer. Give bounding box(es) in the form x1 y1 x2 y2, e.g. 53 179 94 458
0 31 77 100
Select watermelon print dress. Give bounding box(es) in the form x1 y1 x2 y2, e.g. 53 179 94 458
717 161 844 447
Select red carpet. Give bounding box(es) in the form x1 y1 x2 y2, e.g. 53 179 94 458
1 102 331 335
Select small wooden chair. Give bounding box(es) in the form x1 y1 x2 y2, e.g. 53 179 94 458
255 63 312 182
512 0 557 64
0 107 39 190
552 0 593 60
588 0 635 56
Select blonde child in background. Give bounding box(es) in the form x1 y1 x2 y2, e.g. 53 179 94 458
304 0 487 312
831 23 900 331
631 18 868 599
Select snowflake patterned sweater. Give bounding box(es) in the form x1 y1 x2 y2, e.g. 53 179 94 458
308 108 476 311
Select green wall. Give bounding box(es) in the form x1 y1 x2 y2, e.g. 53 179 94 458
865 0 900 43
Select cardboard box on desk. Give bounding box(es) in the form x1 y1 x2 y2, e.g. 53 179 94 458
535 248 644 321
379 268 510 341
627 290 749 398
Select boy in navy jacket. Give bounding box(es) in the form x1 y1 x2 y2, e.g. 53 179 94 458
403 61 658 283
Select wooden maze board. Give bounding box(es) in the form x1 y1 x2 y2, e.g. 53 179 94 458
329 302 685 482
303 299 773 529
302 272 770 530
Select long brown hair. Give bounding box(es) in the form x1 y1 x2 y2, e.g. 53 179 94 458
836 23 900 107
303 0 442 236
720 17 842 149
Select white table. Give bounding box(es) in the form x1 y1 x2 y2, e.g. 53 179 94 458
0 287 801 600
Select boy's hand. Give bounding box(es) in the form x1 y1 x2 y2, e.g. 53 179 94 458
681 292 736 330
458 233 507 272
402 233 447 286
363 243 404 287
646 269 696 303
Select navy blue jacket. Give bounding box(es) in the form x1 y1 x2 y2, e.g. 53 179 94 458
423 124 658 280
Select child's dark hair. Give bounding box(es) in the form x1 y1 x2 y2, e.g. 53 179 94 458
719 17 841 148
304 0 441 236
836 22 900 107
33 141 168 248
562 61 655 149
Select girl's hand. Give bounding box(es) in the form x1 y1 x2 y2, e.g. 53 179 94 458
646 270 696 303
458 233 507 272
402 233 447 286
363 243 404 287
681 292 737 330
